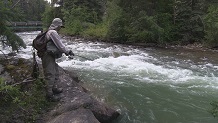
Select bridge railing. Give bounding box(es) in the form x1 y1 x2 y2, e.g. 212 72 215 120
7 21 43 26
6 21 43 31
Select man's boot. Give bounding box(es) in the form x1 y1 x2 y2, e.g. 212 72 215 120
52 85 63 94
46 89 61 102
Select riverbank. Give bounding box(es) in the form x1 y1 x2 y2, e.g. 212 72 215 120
0 55 120 122
10 31 218 123
62 34 218 53
57 35 218 123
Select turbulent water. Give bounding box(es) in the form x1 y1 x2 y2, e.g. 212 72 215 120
5 31 218 123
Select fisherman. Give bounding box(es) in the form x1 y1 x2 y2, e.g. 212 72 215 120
42 18 74 101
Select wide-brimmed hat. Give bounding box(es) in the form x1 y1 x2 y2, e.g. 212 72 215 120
49 18 64 30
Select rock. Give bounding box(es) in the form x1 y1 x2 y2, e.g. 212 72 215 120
0 56 120 123
112 52 120 58
7 52 17 56
44 65 120 123
0 64 14 84
48 109 100 123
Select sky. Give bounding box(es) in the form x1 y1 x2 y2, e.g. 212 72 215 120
45 0 60 7
45 0 51 3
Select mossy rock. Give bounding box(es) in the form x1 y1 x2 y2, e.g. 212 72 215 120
6 64 16 70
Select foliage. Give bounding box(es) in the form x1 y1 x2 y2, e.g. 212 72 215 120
0 78 20 103
210 101 218 118
82 23 108 39
10 0 47 21
42 0 218 46
154 13 177 44
61 0 105 35
63 0 104 23
81 0 122 41
173 0 205 44
128 12 164 44
62 7 87 35
42 1 64 30
203 4 218 47
0 57 53 122
0 78 50 122
106 12 128 42
0 0 47 51
0 1 26 51
42 5 56 29
107 0 174 44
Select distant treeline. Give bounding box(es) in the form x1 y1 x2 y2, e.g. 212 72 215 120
41 0 218 47
2 0 218 48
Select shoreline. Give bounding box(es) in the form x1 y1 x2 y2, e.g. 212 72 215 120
62 34 218 53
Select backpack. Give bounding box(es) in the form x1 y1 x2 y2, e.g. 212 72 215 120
32 31 49 57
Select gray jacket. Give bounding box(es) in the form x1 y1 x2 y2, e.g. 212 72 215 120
46 30 68 58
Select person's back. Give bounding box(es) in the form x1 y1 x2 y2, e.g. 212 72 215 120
46 30 63 58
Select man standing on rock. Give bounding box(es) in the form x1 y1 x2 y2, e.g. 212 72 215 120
42 18 74 101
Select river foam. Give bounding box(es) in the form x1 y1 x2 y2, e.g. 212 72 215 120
4 31 218 123
6 31 218 87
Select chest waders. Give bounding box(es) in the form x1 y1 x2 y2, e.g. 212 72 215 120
41 52 62 101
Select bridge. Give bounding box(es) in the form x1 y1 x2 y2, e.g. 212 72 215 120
7 21 43 31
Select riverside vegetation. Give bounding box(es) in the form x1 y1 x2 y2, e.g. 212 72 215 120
0 54 120 122
1 0 218 121
42 0 218 48
0 56 50 122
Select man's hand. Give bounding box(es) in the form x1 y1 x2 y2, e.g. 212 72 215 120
68 50 74 56
66 50 74 56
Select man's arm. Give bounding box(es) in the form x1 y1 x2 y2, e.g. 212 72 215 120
49 31 69 54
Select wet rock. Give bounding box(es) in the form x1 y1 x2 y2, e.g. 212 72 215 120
112 52 120 58
45 65 120 123
8 52 17 56
48 109 100 123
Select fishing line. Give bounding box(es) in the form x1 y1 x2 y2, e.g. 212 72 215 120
68 54 116 71
68 54 94 61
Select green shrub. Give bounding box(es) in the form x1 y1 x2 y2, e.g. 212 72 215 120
210 101 218 118
65 19 83 35
63 6 100 35
82 23 108 39
204 5 218 47
107 15 129 42
128 12 164 43
154 13 178 44
0 78 49 122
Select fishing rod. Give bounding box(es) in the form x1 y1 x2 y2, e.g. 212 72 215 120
68 54 94 61
68 54 117 71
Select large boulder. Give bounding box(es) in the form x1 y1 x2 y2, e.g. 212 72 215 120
44 64 120 123
48 109 100 123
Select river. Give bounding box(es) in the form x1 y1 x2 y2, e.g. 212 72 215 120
5 31 218 123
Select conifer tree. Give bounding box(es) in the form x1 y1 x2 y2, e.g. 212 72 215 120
0 0 26 52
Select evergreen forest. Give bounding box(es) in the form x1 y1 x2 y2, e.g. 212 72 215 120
0 0 47 51
43 0 218 47
1 0 218 50
1 0 218 121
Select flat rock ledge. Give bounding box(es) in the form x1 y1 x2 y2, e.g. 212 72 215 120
44 64 120 123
